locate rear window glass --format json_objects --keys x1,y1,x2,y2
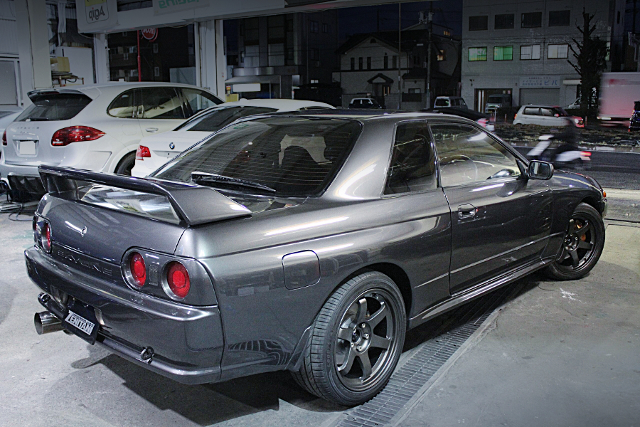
[
  {"x1": 175, "y1": 106, "x2": 278, "y2": 132},
  {"x1": 153, "y1": 117, "x2": 362, "y2": 197},
  {"x1": 17, "y1": 93, "x2": 91, "y2": 121}
]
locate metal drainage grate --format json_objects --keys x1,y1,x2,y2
[{"x1": 332, "y1": 283, "x2": 523, "y2": 427}]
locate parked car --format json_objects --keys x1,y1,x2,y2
[
  {"x1": 434, "y1": 96, "x2": 468, "y2": 109},
  {"x1": 131, "y1": 98, "x2": 334, "y2": 177},
  {"x1": 513, "y1": 105, "x2": 584, "y2": 127},
  {"x1": 1, "y1": 82, "x2": 222, "y2": 200},
  {"x1": 628, "y1": 100, "x2": 640, "y2": 132},
  {"x1": 348, "y1": 97, "x2": 383, "y2": 109},
  {"x1": 425, "y1": 107, "x2": 494, "y2": 131},
  {"x1": 0, "y1": 109, "x2": 22, "y2": 158},
  {"x1": 484, "y1": 93, "x2": 512, "y2": 113},
  {"x1": 28, "y1": 112, "x2": 606, "y2": 407}
]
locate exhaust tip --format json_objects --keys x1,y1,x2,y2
[{"x1": 34, "y1": 311, "x2": 63, "y2": 335}]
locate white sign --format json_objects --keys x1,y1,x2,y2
[
  {"x1": 519, "y1": 76, "x2": 561, "y2": 88},
  {"x1": 153, "y1": 0, "x2": 210, "y2": 16},
  {"x1": 76, "y1": 0, "x2": 118, "y2": 33}
]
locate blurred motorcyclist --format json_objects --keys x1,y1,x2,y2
[{"x1": 552, "y1": 118, "x2": 578, "y2": 161}]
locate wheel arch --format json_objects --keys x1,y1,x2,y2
[
  {"x1": 114, "y1": 150, "x2": 137, "y2": 174},
  {"x1": 580, "y1": 195, "x2": 605, "y2": 215}
]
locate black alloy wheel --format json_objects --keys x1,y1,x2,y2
[
  {"x1": 292, "y1": 272, "x2": 406, "y2": 406},
  {"x1": 545, "y1": 202, "x2": 605, "y2": 280}
]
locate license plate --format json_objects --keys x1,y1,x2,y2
[
  {"x1": 19, "y1": 140, "x2": 37, "y2": 155},
  {"x1": 65, "y1": 311, "x2": 96, "y2": 335}
]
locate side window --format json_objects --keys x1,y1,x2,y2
[
  {"x1": 139, "y1": 87, "x2": 185, "y2": 119},
  {"x1": 523, "y1": 107, "x2": 539, "y2": 115},
  {"x1": 540, "y1": 107, "x2": 554, "y2": 116},
  {"x1": 107, "y1": 90, "x2": 135, "y2": 118},
  {"x1": 181, "y1": 88, "x2": 222, "y2": 117},
  {"x1": 384, "y1": 122, "x2": 436, "y2": 194},
  {"x1": 431, "y1": 123, "x2": 521, "y2": 187}
]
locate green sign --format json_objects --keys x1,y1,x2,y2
[{"x1": 154, "y1": 0, "x2": 210, "y2": 15}]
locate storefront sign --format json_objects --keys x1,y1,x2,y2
[
  {"x1": 519, "y1": 76, "x2": 561, "y2": 88},
  {"x1": 141, "y1": 28, "x2": 158, "y2": 41},
  {"x1": 76, "y1": 0, "x2": 118, "y2": 33},
  {"x1": 153, "y1": 0, "x2": 210, "y2": 16}
]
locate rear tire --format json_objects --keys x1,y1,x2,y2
[
  {"x1": 545, "y1": 202, "x2": 605, "y2": 280},
  {"x1": 292, "y1": 272, "x2": 406, "y2": 406},
  {"x1": 115, "y1": 152, "x2": 136, "y2": 176}
]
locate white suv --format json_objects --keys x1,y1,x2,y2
[{"x1": 1, "y1": 82, "x2": 222, "y2": 199}]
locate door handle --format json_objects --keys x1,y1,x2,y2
[
  {"x1": 145, "y1": 127, "x2": 159, "y2": 133},
  {"x1": 457, "y1": 204, "x2": 477, "y2": 219}
]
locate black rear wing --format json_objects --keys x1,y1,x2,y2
[{"x1": 39, "y1": 166, "x2": 252, "y2": 226}]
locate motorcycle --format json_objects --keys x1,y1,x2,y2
[{"x1": 527, "y1": 134, "x2": 591, "y2": 171}]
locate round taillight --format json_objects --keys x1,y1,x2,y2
[
  {"x1": 166, "y1": 262, "x2": 190, "y2": 299},
  {"x1": 41, "y1": 223, "x2": 52, "y2": 253},
  {"x1": 129, "y1": 252, "x2": 146, "y2": 288}
]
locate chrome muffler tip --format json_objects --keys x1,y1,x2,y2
[{"x1": 34, "y1": 311, "x2": 63, "y2": 335}]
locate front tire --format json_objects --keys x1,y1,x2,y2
[
  {"x1": 292, "y1": 272, "x2": 406, "y2": 406},
  {"x1": 545, "y1": 202, "x2": 605, "y2": 280}
]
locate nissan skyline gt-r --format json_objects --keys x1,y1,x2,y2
[{"x1": 26, "y1": 112, "x2": 606, "y2": 406}]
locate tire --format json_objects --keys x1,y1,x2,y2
[
  {"x1": 545, "y1": 202, "x2": 605, "y2": 280},
  {"x1": 115, "y1": 152, "x2": 136, "y2": 176},
  {"x1": 292, "y1": 272, "x2": 406, "y2": 406}
]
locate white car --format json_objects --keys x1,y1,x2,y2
[
  {"x1": 513, "y1": 105, "x2": 584, "y2": 127},
  {"x1": 1, "y1": 82, "x2": 222, "y2": 199},
  {"x1": 131, "y1": 98, "x2": 335, "y2": 177}
]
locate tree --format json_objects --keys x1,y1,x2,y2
[{"x1": 568, "y1": 9, "x2": 608, "y2": 121}]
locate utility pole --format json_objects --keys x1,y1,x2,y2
[
  {"x1": 398, "y1": 3, "x2": 402, "y2": 110},
  {"x1": 426, "y1": 3, "x2": 433, "y2": 109}
]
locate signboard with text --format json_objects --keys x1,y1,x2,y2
[
  {"x1": 76, "y1": 0, "x2": 118, "y2": 33},
  {"x1": 153, "y1": 0, "x2": 210, "y2": 16},
  {"x1": 519, "y1": 76, "x2": 561, "y2": 88}
]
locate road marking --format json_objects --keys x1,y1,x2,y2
[{"x1": 605, "y1": 189, "x2": 640, "y2": 200}]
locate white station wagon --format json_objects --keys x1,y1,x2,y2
[{"x1": 1, "y1": 82, "x2": 222, "y2": 200}]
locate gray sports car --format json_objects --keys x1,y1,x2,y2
[{"x1": 27, "y1": 112, "x2": 606, "y2": 406}]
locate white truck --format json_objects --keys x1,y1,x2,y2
[{"x1": 598, "y1": 72, "x2": 640, "y2": 126}]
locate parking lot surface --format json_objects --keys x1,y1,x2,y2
[{"x1": 0, "y1": 189, "x2": 638, "y2": 427}]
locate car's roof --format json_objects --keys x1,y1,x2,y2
[
  {"x1": 519, "y1": 104, "x2": 563, "y2": 108},
  {"x1": 223, "y1": 98, "x2": 335, "y2": 110},
  {"x1": 255, "y1": 110, "x2": 476, "y2": 124},
  {"x1": 27, "y1": 82, "x2": 215, "y2": 99}
]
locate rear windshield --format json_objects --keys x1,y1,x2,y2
[
  {"x1": 487, "y1": 95, "x2": 504, "y2": 103},
  {"x1": 153, "y1": 117, "x2": 362, "y2": 197},
  {"x1": 175, "y1": 106, "x2": 278, "y2": 132},
  {"x1": 17, "y1": 93, "x2": 92, "y2": 121}
]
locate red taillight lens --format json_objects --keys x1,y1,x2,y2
[
  {"x1": 51, "y1": 126, "x2": 105, "y2": 146},
  {"x1": 2, "y1": 129, "x2": 6, "y2": 146},
  {"x1": 166, "y1": 262, "x2": 190, "y2": 299},
  {"x1": 41, "y1": 223, "x2": 52, "y2": 253},
  {"x1": 129, "y1": 252, "x2": 146, "y2": 288},
  {"x1": 581, "y1": 151, "x2": 592, "y2": 157},
  {"x1": 136, "y1": 145, "x2": 151, "y2": 160}
]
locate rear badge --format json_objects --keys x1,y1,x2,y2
[{"x1": 169, "y1": 142, "x2": 175, "y2": 149}]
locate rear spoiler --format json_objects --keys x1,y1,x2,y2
[{"x1": 39, "y1": 166, "x2": 252, "y2": 227}]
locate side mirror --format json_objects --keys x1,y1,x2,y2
[{"x1": 528, "y1": 160, "x2": 554, "y2": 180}]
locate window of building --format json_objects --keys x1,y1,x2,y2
[
  {"x1": 468, "y1": 47, "x2": 487, "y2": 61},
  {"x1": 322, "y1": 23, "x2": 329, "y2": 33},
  {"x1": 268, "y1": 15, "x2": 286, "y2": 42},
  {"x1": 392, "y1": 55, "x2": 398, "y2": 69},
  {"x1": 268, "y1": 43, "x2": 285, "y2": 66},
  {"x1": 549, "y1": 10, "x2": 570, "y2": 27},
  {"x1": 153, "y1": 43, "x2": 158, "y2": 54},
  {"x1": 493, "y1": 46, "x2": 513, "y2": 61},
  {"x1": 244, "y1": 45, "x2": 260, "y2": 67},
  {"x1": 384, "y1": 54, "x2": 388, "y2": 69},
  {"x1": 244, "y1": 17, "x2": 260, "y2": 45},
  {"x1": 548, "y1": 44, "x2": 569, "y2": 59},
  {"x1": 494, "y1": 14, "x2": 514, "y2": 29},
  {"x1": 310, "y1": 48, "x2": 319, "y2": 61},
  {"x1": 359, "y1": 57, "x2": 363, "y2": 70},
  {"x1": 350, "y1": 57, "x2": 355, "y2": 70},
  {"x1": 437, "y1": 49, "x2": 446, "y2": 61},
  {"x1": 520, "y1": 45, "x2": 541, "y2": 60},
  {"x1": 469, "y1": 15, "x2": 488, "y2": 31},
  {"x1": 310, "y1": 20, "x2": 319, "y2": 33},
  {"x1": 521, "y1": 12, "x2": 542, "y2": 28},
  {"x1": 367, "y1": 57, "x2": 371, "y2": 69}
]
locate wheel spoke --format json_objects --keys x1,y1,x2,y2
[
  {"x1": 369, "y1": 333, "x2": 391, "y2": 349},
  {"x1": 367, "y1": 303, "x2": 388, "y2": 328},
  {"x1": 575, "y1": 220, "x2": 590, "y2": 237},
  {"x1": 578, "y1": 240, "x2": 592, "y2": 250},
  {"x1": 358, "y1": 352, "x2": 372, "y2": 379},
  {"x1": 355, "y1": 297, "x2": 368, "y2": 323},
  {"x1": 337, "y1": 326, "x2": 353, "y2": 342},
  {"x1": 338, "y1": 347, "x2": 357, "y2": 374},
  {"x1": 569, "y1": 249, "x2": 580, "y2": 267},
  {"x1": 567, "y1": 219, "x2": 576, "y2": 235}
]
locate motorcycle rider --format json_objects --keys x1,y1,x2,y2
[{"x1": 552, "y1": 117, "x2": 579, "y2": 161}]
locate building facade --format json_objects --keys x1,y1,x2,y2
[{"x1": 461, "y1": 0, "x2": 623, "y2": 112}]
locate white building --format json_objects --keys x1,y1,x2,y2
[{"x1": 461, "y1": 0, "x2": 624, "y2": 112}]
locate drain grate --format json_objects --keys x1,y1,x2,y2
[{"x1": 332, "y1": 283, "x2": 525, "y2": 427}]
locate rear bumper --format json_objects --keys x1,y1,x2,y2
[{"x1": 25, "y1": 246, "x2": 224, "y2": 384}]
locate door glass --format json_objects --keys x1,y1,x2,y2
[
  {"x1": 431, "y1": 123, "x2": 521, "y2": 187},
  {"x1": 107, "y1": 90, "x2": 135, "y2": 118},
  {"x1": 385, "y1": 122, "x2": 436, "y2": 194},
  {"x1": 181, "y1": 88, "x2": 223, "y2": 117},
  {"x1": 139, "y1": 87, "x2": 185, "y2": 119}
]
